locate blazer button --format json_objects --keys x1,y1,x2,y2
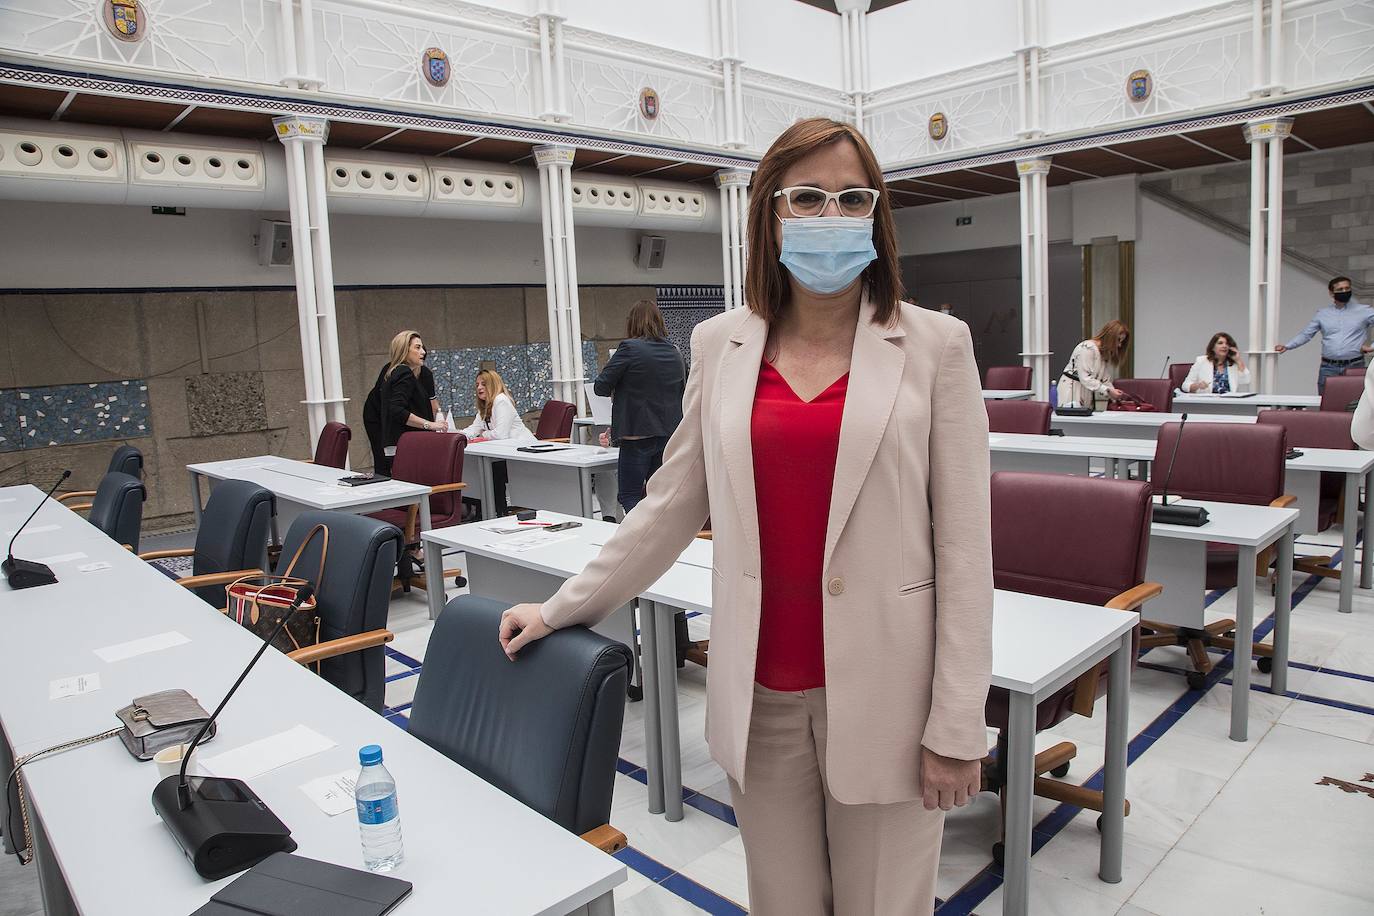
[{"x1": 827, "y1": 577, "x2": 844, "y2": 596}]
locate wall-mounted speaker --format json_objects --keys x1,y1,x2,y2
[
  {"x1": 637, "y1": 235, "x2": 666, "y2": 270},
  {"x1": 257, "y1": 219, "x2": 293, "y2": 266}
]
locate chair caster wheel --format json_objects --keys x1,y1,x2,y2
[
  {"x1": 1186, "y1": 671, "x2": 1207, "y2": 690},
  {"x1": 1257, "y1": 656, "x2": 1273, "y2": 673},
  {"x1": 453, "y1": 576, "x2": 467, "y2": 588},
  {"x1": 991, "y1": 842, "x2": 1004, "y2": 867},
  {"x1": 1096, "y1": 815, "x2": 1103, "y2": 833},
  {"x1": 1051, "y1": 762, "x2": 1070, "y2": 778},
  {"x1": 627, "y1": 684, "x2": 643, "y2": 702}
]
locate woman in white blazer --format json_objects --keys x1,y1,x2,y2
[
  {"x1": 460, "y1": 369, "x2": 533, "y2": 514},
  {"x1": 1181, "y1": 332, "x2": 1251, "y2": 394}
]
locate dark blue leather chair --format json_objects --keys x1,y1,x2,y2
[
  {"x1": 139, "y1": 480, "x2": 274, "y2": 609},
  {"x1": 408, "y1": 595, "x2": 631, "y2": 852},
  {"x1": 108, "y1": 444, "x2": 144, "y2": 478},
  {"x1": 78, "y1": 471, "x2": 145, "y2": 551},
  {"x1": 274, "y1": 511, "x2": 403, "y2": 714}
]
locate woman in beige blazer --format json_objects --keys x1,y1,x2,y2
[{"x1": 499, "y1": 118, "x2": 992, "y2": 914}]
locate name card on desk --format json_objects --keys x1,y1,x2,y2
[
  {"x1": 94, "y1": 631, "x2": 190, "y2": 663},
  {"x1": 50, "y1": 672, "x2": 101, "y2": 700}
]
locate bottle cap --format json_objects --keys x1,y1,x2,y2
[{"x1": 359, "y1": 744, "x2": 383, "y2": 766}]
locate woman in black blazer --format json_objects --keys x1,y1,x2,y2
[
  {"x1": 362, "y1": 330, "x2": 441, "y2": 474},
  {"x1": 594, "y1": 300, "x2": 686, "y2": 513}
]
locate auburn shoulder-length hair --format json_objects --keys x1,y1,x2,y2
[
  {"x1": 474, "y1": 368, "x2": 512, "y2": 423},
  {"x1": 1205, "y1": 331, "x2": 1238, "y2": 367},
  {"x1": 745, "y1": 118, "x2": 904, "y2": 326},
  {"x1": 1093, "y1": 319, "x2": 1131, "y2": 366},
  {"x1": 626, "y1": 299, "x2": 668, "y2": 340}
]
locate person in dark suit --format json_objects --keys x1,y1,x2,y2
[
  {"x1": 362, "y1": 330, "x2": 441, "y2": 474},
  {"x1": 594, "y1": 300, "x2": 686, "y2": 513}
]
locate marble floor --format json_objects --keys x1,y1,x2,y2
[{"x1": 6, "y1": 525, "x2": 1372, "y2": 915}]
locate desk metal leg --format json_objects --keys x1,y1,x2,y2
[
  {"x1": 480, "y1": 458, "x2": 496, "y2": 520},
  {"x1": 1341, "y1": 474, "x2": 1358, "y2": 613},
  {"x1": 1003, "y1": 690, "x2": 1035, "y2": 916},
  {"x1": 1100, "y1": 632, "x2": 1130, "y2": 884},
  {"x1": 1362, "y1": 469, "x2": 1373, "y2": 592},
  {"x1": 188, "y1": 470, "x2": 203, "y2": 527},
  {"x1": 424, "y1": 537, "x2": 445, "y2": 620},
  {"x1": 651, "y1": 600, "x2": 684, "y2": 822},
  {"x1": 418, "y1": 496, "x2": 432, "y2": 536},
  {"x1": 1231, "y1": 545, "x2": 1257, "y2": 741},
  {"x1": 583, "y1": 890, "x2": 616, "y2": 916},
  {"x1": 579, "y1": 469, "x2": 594, "y2": 519},
  {"x1": 1272, "y1": 525, "x2": 1293, "y2": 696},
  {"x1": 639, "y1": 600, "x2": 665, "y2": 816}
]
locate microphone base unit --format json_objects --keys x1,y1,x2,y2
[
  {"x1": 152, "y1": 774, "x2": 296, "y2": 880},
  {"x1": 1152, "y1": 503, "x2": 1210, "y2": 527},
  {"x1": 2, "y1": 556, "x2": 58, "y2": 589}
]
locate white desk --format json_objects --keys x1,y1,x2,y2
[
  {"x1": 983, "y1": 389, "x2": 1034, "y2": 400},
  {"x1": 423, "y1": 513, "x2": 1134, "y2": 916},
  {"x1": 186, "y1": 456, "x2": 433, "y2": 553},
  {"x1": 0, "y1": 487, "x2": 623, "y2": 916},
  {"x1": 1172, "y1": 392, "x2": 1321, "y2": 414},
  {"x1": 989, "y1": 433, "x2": 1149, "y2": 479},
  {"x1": 1051, "y1": 411, "x2": 1256, "y2": 439},
  {"x1": 572, "y1": 417, "x2": 605, "y2": 445},
  {"x1": 463, "y1": 441, "x2": 618, "y2": 520}
]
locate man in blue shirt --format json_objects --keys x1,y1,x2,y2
[{"x1": 1275, "y1": 276, "x2": 1372, "y2": 393}]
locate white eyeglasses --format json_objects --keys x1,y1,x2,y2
[{"x1": 772, "y1": 185, "x2": 879, "y2": 219}]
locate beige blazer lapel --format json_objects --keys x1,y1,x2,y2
[
  {"x1": 718, "y1": 309, "x2": 767, "y2": 566},
  {"x1": 823, "y1": 297, "x2": 906, "y2": 570}
]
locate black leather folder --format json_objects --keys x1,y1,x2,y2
[{"x1": 191, "y1": 852, "x2": 412, "y2": 916}]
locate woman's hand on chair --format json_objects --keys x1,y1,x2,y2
[
  {"x1": 599, "y1": 431, "x2": 611, "y2": 448},
  {"x1": 498, "y1": 603, "x2": 552, "y2": 660},
  {"x1": 919, "y1": 747, "x2": 981, "y2": 811}
]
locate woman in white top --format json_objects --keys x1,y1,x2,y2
[
  {"x1": 1181, "y1": 331, "x2": 1251, "y2": 394},
  {"x1": 1056, "y1": 320, "x2": 1130, "y2": 408},
  {"x1": 461, "y1": 369, "x2": 533, "y2": 516}
]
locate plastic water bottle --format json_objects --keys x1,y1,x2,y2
[{"x1": 355, "y1": 744, "x2": 404, "y2": 872}]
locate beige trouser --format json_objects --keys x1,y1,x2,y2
[{"x1": 728, "y1": 683, "x2": 945, "y2": 916}]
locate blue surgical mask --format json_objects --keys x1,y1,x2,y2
[{"x1": 778, "y1": 216, "x2": 876, "y2": 294}]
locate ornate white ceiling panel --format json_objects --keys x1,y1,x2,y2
[
  {"x1": 1283, "y1": 0, "x2": 1374, "y2": 88},
  {"x1": 866, "y1": 79, "x2": 1018, "y2": 165},
  {"x1": 565, "y1": 52, "x2": 721, "y2": 146}
]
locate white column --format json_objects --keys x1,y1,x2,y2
[
  {"x1": 535, "y1": 0, "x2": 568, "y2": 121},
  {"x1": 1017, "y1": 157, "x2": 1053, "y2": 400},
  {"x1": 718, "y1": 0, "x2": 744, "y2": 149},
  {"x1": 837, "y1": 1, "x2": 872, "y2": 129},
  {"x1": 1244, "y1": 118, "x2": 1293, "y2": 394},
  {"x1": 715, "y1": 169, "x2": 752, "y2": 310},
  {"x1": 303, "y1": 140, "x2": 346, "y2": 425},
  {"x1": 535, "y1": 144, "x2": 583, "y2": 406}
]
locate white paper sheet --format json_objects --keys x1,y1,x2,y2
[
  {"x1": 1, "y1": 524, "x2": 60, "y2": 539},
  {"x1": 200, "y1": 724, "x2": 336, "y2": 780},
  {"x1": 93, "y1": 631, "x2": 190, "y2": 663},
  {"x1": 33, "y1": 552, "x2": 87, "y2": 565},
  {"x1": 299, "y1": 769, "x2": 358, "y2": 817},
  {"x1": 484, "y1": 530, "x2": 578, "y2": 553},
  {"x1": 583, "y1": 382, "x2": 613, "y2": 426},
  {"x1": 49, "y1": 673, "x2": 101, "y2": 700}
]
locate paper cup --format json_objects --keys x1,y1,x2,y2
[{"x1": 154, "y1": 744, "x2": 191, "y2": 781}]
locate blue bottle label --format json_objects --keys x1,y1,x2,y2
[{"x1": 357, "y1": 792, "x2": 398, "y2": 825}]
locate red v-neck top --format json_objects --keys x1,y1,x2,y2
[{"x1": 750, "y1": 360, "x2": 849, "y2": 692}]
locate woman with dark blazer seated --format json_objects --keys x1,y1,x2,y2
[
  {"x1": 497, "y1": 118, "x2": 992, "y2": 913},
  {"x1": 594, "y1": 300, "x2": 686, "y2": 514},
  {"x1": 362, "y1": 330, "x2": 441, "y2": 474}
]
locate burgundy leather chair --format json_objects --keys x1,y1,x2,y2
[
  {"x1": 535, "y1": 400, "x2": 576, "y2": 441},
  {"x1": 311, "y1": 421, "x2": 352, "y2": 468},
  {"x1": 1141, "y1": 422, "x2": 1291, "y2": 686},
  {"x1": 1168, "y1": 363, "x2": 1192, "y2": 393},
  {"x1": 985, "y1": 471, "x2": 1158, "y2": 861},
  {"x1": 1257, "y1": 409, "x2": 1355, "y2": 581},
  {"x1": 985, "y1": 399, "x2": 1052, "y2": 435},
  {"x1": 1320, "y1": 375, "x2": 1364, "y2": 411},
  {"x1": 1114, "y1": 378, "x2": 1173, "y2": 412},
  {"x1": 369, "y1": 431, "x2": 468, "y2": 592},
  {"x1": 984, "y1": 365, "x2": 1032, "y2": 390},
  {"x1": 1342, "y1": 366, "x2": 1367, "y2": 377}
]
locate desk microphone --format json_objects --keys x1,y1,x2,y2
[
  {"x1": 151, "y1": 584, "x2": 314, "y2": 879},
  {"x1": 1152, "y1": 414, "x2": 1209, "y2": 526},
  {"x1": 1159, "y1": 355, "x2": 1172, "y2": 379},
  {"x1": 3, "y1": 469, "x2": 71, "y2": 590}
]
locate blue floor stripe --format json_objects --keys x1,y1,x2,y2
[
  {"x1": 384, "y1": 669, "x2": 420, "y2": 683},
  {"x1": 383, "y1": 646, "x2": 424, "y2": 670},
  {"x1": 614, "y1": 846, "x2": 748, "y2": 915},
  {"x1": 1221, "y1": 679, "x2": 1374, "y2": 717}
]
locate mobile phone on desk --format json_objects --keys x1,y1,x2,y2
[{"x1": 545, "y1": 521, "x2": 582, "y2": 532}]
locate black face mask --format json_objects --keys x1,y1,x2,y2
[{"x1": 1334, "y1": 290, "x2": 1353, "y2": 303}]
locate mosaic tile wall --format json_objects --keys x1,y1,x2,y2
[
  {"x1": 0, "y1": 380, "x2": 151, "y2": 453},
  {"x1": 426, "y1": 341, "x2": 600, "y2": 417},
  {"x1": 657, "y1": 285, "x2": 726, "y2": 368}
]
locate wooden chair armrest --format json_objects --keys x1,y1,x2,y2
[
  {"x1": 543, "y1": 437, "x2": 571, "y2": 443},
  {"x1": 301, "y1": 458, "x2": 315, "y2": 464},
  {"x1": 288, "y1": 629, "x2": 394, "y2": 666},
  {"x1": 579, "y1": 824, "x2": 627, "y2": 854},
  {"x1": 1104, "y1": 582, "x2": 1163, "y2": 612},
  {"x1": 1270, "y1": 494, "x2": 1297, "y2": 509},
  {"x1": 138, "y1": 548, "x2": 195, "y2": 561},
  {"x1": 404, "y1": 504, "x2": 419, "y2": 542},
  {"x1": 1070, "y1": 661, "x2": 1106, "y2": 718},
  {"x1": 696, "y1": 530, "x2": 713, "y2": 540},
  {"x1": 56, "y1": 491, "x2": 97, "y2": 503},
  {"x1": 428, "y1": 482, "x2": 468, "y2": 494},
  {"x1": 177, "y1": 568, "x2": 263, "y2": 589}
]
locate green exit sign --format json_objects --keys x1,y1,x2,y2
[{"x1": 955, "y1": 216, "x2": 973, "y2": 226}]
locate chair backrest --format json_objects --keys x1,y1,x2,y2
[
  {"x1": 1114, "y1": 378, "x2": 1173, "y2": 412},
  {"x1": 87, "y1": 471, "x2": 145, "y2": 550},
  {"x1": 535, "y1": 400, "x2": 576, "y2": 440},
  {"x1": 984, "y1": 365, "x2": 1032, "y2": 390},
  {"x1": 107, "y1": 444, "x2": 143, "y2": 479},
  {"x1": 985, "y1": 399, "x2": 1052, "y2": 435},
  {"x1": 274, "y1": 511, "x2": 402, "y2": 712},
  {"x1": 409, "y1": 595, "x2": 632, "y2": 836},
  {"x1": 191, "y1": 480, "x2": 274, "y2": 608},
  {"x1": 1343, "y1": 366, "x2": 1367, "y2": 377},
  {"x1": 313, "y1": 422, "x2": 352, "y2": 469},
  {"x1": 1320, "y1": 375, "x2": 1364, "y2": 412},
  {"x1": 389, "y1": 432, "x2": 467, "y2": 526},
  {"x1": 1257, "y1": 409, "x2": 1353, "y2": 520},
  {"x1": 1168, "y1": 363, "x2": 1192, "y2": 393},
  {"x1": 1152, "y1": 421, "x2": 1286, "y2": 506}
]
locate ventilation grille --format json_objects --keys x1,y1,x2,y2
[
  {"x1": 430, "y1": 166, "x2": 523, "y2": 207},
  {"x1": 129, "y1": 141, "x2": 264, "y2": 191},
  {"x1": 570, "y1": 178, "x2": 638, "y2": 214},
  {"x1": 326, "y1": 156, "x2": 428, "y2": 201},
  {"x1": 639, "y1": 186, "x2": 705, "y2": 220},
  {"x1": 0, "y1": 129, "x2": 125, "y2": 183}
]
